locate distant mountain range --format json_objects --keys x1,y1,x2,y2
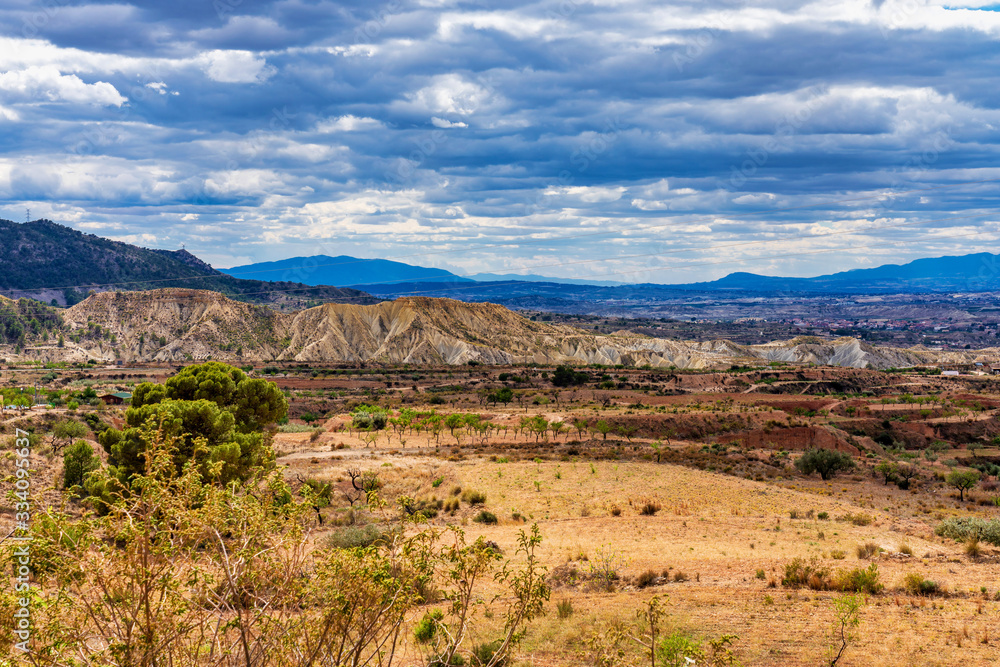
[
  {"x1": 221, "y1": 256, "x2": 622, "y2": 287},
  {"x1": 679, "y1": 252, "x2": 1000, "y2": 293},
  {"x1": 0, "y1": 220, "x2": 376, "y2": 308},
  {"x1": 220, "y1": 255, "x2": 466, "y2": 286},
  {"x1": 224, "y1": 251, "x2": 1000, "y2": 294},
  {"x1": 3, "y1": 220, "x2": 998, "y2": 320}
]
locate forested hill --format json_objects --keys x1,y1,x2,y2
[{"x1": 0, "y1": 219, "x2": 378, "y2": 308}]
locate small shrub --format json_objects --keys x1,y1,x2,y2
[
  {"x1": 462, "y1": 489, "x2": 487, "y2": 505},
  {"x1": 965, "y1": 536, "x2": 982, "y2": 559},
  {"x1": 817, "y1": 511, "x2": 830, "y2": 520},
  {"x1": 414, "y1": 610, "x2": 443, "y2": 643},
  {"x1": 473, "y1": 510, "x2": 498, "y2": 525},
  {"x1": 856, "y1": 542, "x2": 879, "y2": 560},
  {"x1": 672, "y1": 571, "x2": 689, "y2": 583},
  {"x1": 609, "y1": 505, "x2": 622, "y2": 517},
  {"x1": 781, "y1": 558, "x2": 829, "y2": 589},
  {"x1": 755, "y1": 568, "x2": 766, "y2": 580},
  {"x1": 656, "y1": 631, "x2": 704, "y2": 667},
  {"x1": 834, "y1": 564, "x2": 884, "y2": 594},
  {"x1": 636, "y1": 569, "x2": 658, "y2": 588},
  {"x1": 830, "y1": 549, "x2": 847, "y2": 560},
  {"x1": 325, "y1": 523, "x2": 397, "y2": 550},
  {"x1": 639, "y1": 500, "x2": 661, "y2": 516},
  {"x1": 589, "y1": 546, "x2": 626, "y2": 591},
  {"x1": 903, "y1": 573, "x2": 939, "y2": 596},
  {"x1": 556, "y1": 598, "x2": 574, "y2": 619},
  {"x1": 840, "y1": 512, "x2": 873, "y2": 527},
  {"x1": 470, "y1": 640, "x2": 506, "y2": 667},
  {"x1": 428, "y1": 653, "x2": 465, "y2": 667},
  {"x1": 432, "y1": 476, "x2": 444, "y2": 488},
  {"x1": 898, "y1": 542, "x2": 913, "y2": 556}
]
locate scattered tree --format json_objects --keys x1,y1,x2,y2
[
  {"x1": 946, "y1": 469, "x2": 980, "y2": 502},
  {"x1": 795, "y1": 448, "x2": 856, "y2": 481},
  {"x1": 873, "y1": 460, "x2": 898, "y2": 485},
  {"x1": 63, "y1": 439, "x2": 99, "y2": 492}
]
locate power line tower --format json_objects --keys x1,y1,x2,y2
[{"x1": 25, "y1": 208, "x2": 30, "y2": 223}]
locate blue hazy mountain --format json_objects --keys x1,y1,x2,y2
[
  {"x1": 220, "y1": 256, "x2": 622, "y2": 287},
  {"x1": 224, "y1": 251, "x2": 1000, "y2": 293},
  {"x1": 351, "y1": 251, "x2": 1000, "y2": 300},
  {"x1": 681, "y1": 252, "x2": 1000, "y2": 292},
  {"x1": 220, "y1": 255, "x2": 471, "y2": 286}
]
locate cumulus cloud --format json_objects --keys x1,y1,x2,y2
[
  {"x1": 0, "y1": 65, "x2": 125, "y2": 106},
  {"x1": 430, "y1": 117, "x2": 467, "y2": 128},
  {"x1": 405, "y1": 74, "x2": 497, "y2": 116},
  {"x1": 197, "y1": 50, "x2": 276, "y2": 83},
  {"x1": 315, "y1": 115, "x2": 384, "y2": 132}
]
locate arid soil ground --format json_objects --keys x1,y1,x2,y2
[{"x1": 3, "y1": 361, "x2": 1000, "y2": 665}]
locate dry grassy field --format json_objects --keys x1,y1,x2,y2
[{"x1": 3, "y1": 361, "x2": 1000, "y2": 665}]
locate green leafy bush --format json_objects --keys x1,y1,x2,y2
[
  {"x1": 351, "y1": 404, "x2": 389, "y2": 430},
  {"x1": 473, "y1": 510, "x2": 498, "y2": 525},
  {"x1": 413, "y1": 610, "x2": 443, "y2": 643},
  {"x1": 903, "y1": 573, "x2": 939, "y2": 596},
  {"x1": 935, "y1": 517, "x2": 1000, "y2": 546},
  {"x1": 657, "y1": 631, "x2": 704, "y2": 667},
  {"x1": 470, "y1": 640, "x2": 507, "y2": 667},
  {"x1": 833, "y1": 564, "x2": 884, "y2": 594},
  {"x1": 462, "y1": 489, "x2": 487, "y2": 505}
]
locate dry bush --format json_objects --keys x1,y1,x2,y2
[
  {"x1": 782, "y1": 559, "x2": 883, "y2": 594},
  {"x1": 856, "y1": 542, "x2": 879, "y2": 559},
  {"x1": 840, "y1": 512, "x2": 874, "y2": 527},
  {"x1": 636, "y1": 569, "x2": 659, "y2": 589},
  {"x1": 639, "y1": 499, "x2": 662, "y2": 516},
  {"x1": 965, "y1": 536, "x2": 982, "y2": 558},
  {"x1": 461, "y1": 489, "x2": 487, "y2": 505}
]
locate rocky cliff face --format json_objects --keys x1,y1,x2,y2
[{"x1": 5, "y1": 289, "x2": 997, "y2": 369}]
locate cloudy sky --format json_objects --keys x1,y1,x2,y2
[{"x1": 1, "y1": 0, "x2": 999, "y2": 284}]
